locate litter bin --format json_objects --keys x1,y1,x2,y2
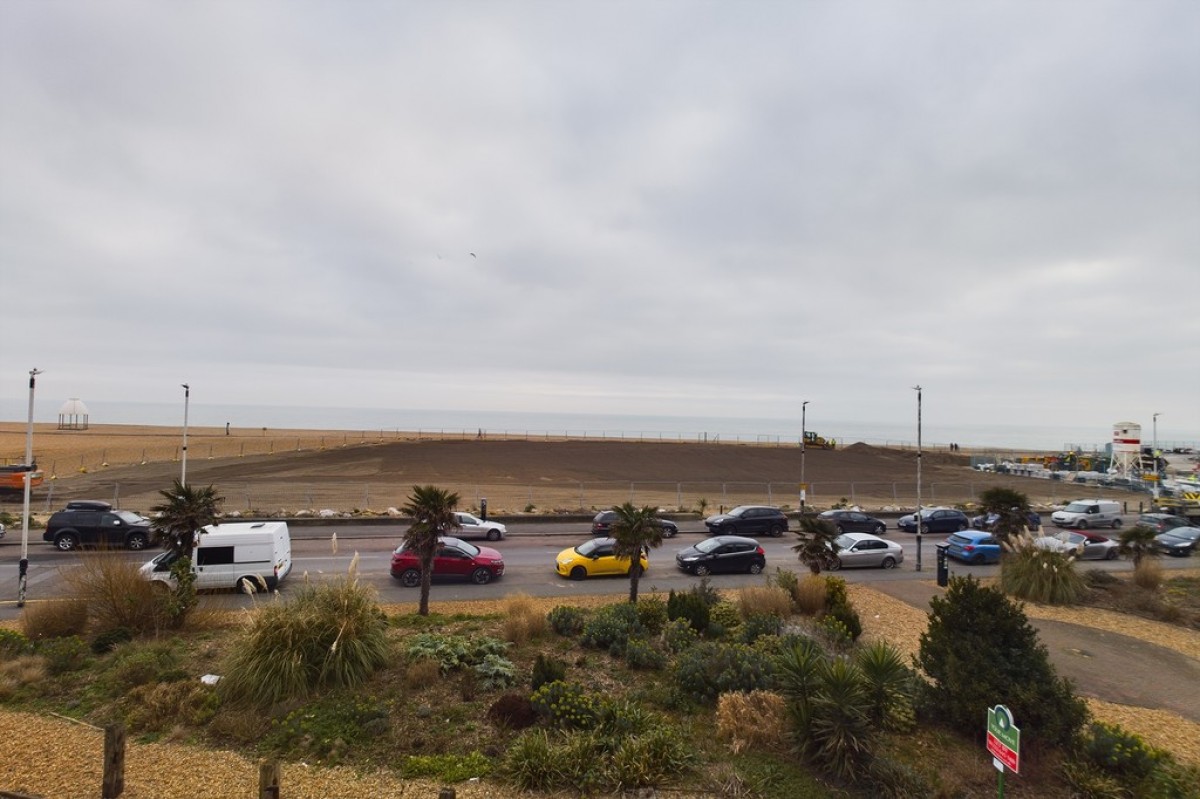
[{"x1": 935, "y1": 543, "x2": 949, "y2": 588}]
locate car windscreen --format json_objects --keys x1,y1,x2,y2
[
  {"x1": 694, "y1": 538, "x2": 724, "y2": 554},
  {"x1": 728, "y1": 506, "x2": 750, "y2": 517},
  {"x1": 576, "y1": 539, "x2": 601, "y2": 556},
  {"x1": 115, "y1": 511, "x2": 147, "y2": 524},
  {"x1": 456, "y1": 540, "x2": 481, "y2": 557},
  {"x1": 1063, "y1": 502, "x2": 1093, "y2": 512},
  {"x1": 834, "y1": 535, "x2": 856, "y2": 550},
  {"x1": 948, "y1": 534, "x2": 971, "y2": 545}
]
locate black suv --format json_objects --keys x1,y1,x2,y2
[
  {"x1": 591, "y1": 510, "x2": 679, "y2": 538},
  {"x1": 704, "y1": 505, "x2": 789, "y2": 537},
  {"x1": 43, "y1": 501, "x2": 154, "y2": 551}
]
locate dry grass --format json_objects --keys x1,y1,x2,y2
[
  {"x1": 404, "y1": 658, "x2": 441, "y2": 690},
  {"x1": 500, "y1": 592, "x2": 548, "y2": 643},
  {"x1": 0, "y1": 656, "x2": 47, "y2": 701},
  {"x1": 794, "y1": 575, "x2": 828, "y2": 615},
  {"x1": 735, "y1": 585, "x2": 794, "y2": 620},
  {"x1": 61, "y1": 552, "x2": 170, "y2": 634},
  {"x1": 716, "y1": 690, "x2": 789, "y2": 754},
  {"x1": 1133, "y1": 559, "x2": 1163, "y2": 590},
  {"x1": 20, "y1": 599, "x2": 89, "y2": 640}
]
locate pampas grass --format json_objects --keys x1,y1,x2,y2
[{"x1": 1000, "y1": 533, "x2": 1086, "y2": 605}]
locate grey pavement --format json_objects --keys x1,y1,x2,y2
[{"x1": 871, "y1": 579, "x2": 1200, "y2": 723}]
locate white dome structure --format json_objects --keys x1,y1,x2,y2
[{"x1": 58, "y1": 398, "x2": 90, "y2": 430}]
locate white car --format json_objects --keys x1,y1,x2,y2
[
  {"x1": 453, "y1": 512, "x2": 506, "y2": 541},
  {"x1": 1033, "y1": 531, "x2": 1120, "y2": 560},
  {"x1": 830, "y1": 532, "x2": 904, "y2": 570}
]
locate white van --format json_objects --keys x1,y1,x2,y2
[
  {"x1": 141, "y1": 521, "x2": 293, "y2": 592},
  {"x1": 1050, "y1": 500, "x2": 1123, "y2": 530}
]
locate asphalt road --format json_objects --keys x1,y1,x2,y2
[{"x1": 0, "y1": 516, "x2": 1192, "y2": 621}]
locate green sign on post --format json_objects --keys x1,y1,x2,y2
[{"x1": 986, "y1": 704, "x2": 1020, "y2": 797}]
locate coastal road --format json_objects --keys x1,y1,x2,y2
[{"x1": 0, "y1": 518, "x2": 1192, "y2": 620}]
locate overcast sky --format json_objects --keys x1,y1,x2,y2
[{"x1": 2, "y1": 1, "x2": 1197, "y2": 439}]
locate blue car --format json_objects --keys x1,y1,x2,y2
[{"x1": 944, "y1": 531, "x2": 1001, "y2": 564}]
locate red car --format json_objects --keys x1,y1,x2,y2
[{"x1": 390, "y1": 536, "x2": 505, "y2": 586}]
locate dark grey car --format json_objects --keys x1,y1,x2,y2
[
  {"x1": 676, "y1": 535, "x2": 766, "y2": 575},
  {"x1": 819, "y1": 509, "x2": 887, "y2": 535},
  {"x1": 43, "y1": 504, "x2": 154, "y2": 551},
  {"x1": 704, "y1": 506, "x2": 788, "y2": 537}
]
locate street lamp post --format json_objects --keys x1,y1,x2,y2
[
  {"x1": 800, "y1": 401, "x2": 809, "y2": 515},
  {"x1": 913, "y1": 385, "x2": 923, "y2": 572},
  {"x1": 1152, "y1": 412, "x2": 1161, "y2": 496},
  {"x1": 17, "y1": 368, "x2": 42, "y2": 607},
  {"x1": 181, "y1": 383, "x2": 190, "y2": 487}
]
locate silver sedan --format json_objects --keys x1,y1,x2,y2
[{"x1": 831, "y1": 532, "x2": 904, "y2": 570}]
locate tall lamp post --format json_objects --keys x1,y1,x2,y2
[
  {"x1": 1152, "y1": 412, "x2": 1161, "y2": 496},
  {"x1": 181, "y1": 383, "x2": 190, "y2": 487},
  {"x1": 913, "y1": 385, "x2": 923, "y2": 572},
  {"x1": 17, "y1": 368, "x2": 42, "y2": 608},
  {"x1": 800, "y1": 401, "x2": 809, "y2": 514}
]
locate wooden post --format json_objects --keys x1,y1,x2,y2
[
  {"x1": 102, "y1": 723, "x2": 125, "y2": 798},
  {"x1": 258, "y1": 760, "x2": 281, "y2": 799},
  {"x1": 438, "y1": 789, "x2": 456, "y2": 799}
]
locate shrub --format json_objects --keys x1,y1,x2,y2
[
  {"x1": 122, "y1": 680, "x2": 217, "y2": 732},
  {"x1": 501, "y1": 593, "x2": 546, "y2": 644},
  {"x1": 736, "y1": 586, "x2": 793, "y2": 620},
  {"x1": 263, "y1": 695, "x2": 390, "y2": 764},
  {"x1": 580, "y1": 603, "x2": 642, "y2": 651},
  {"x1": 769, "y1": 567, "x2": 800, "y2": 605},
  {"x1": 106, "y1": 640, "x2": 187, "y2": 691},
  {"x1": 823, "y1": 601, "x2": 862, "y2": 641},
  {"x1": 401, "y1": 751, "x2": 492, "y2": 783},
  {"x1": 716, "y1": 690, "x2": 788, "y2": 753},
  {"x1": 474, "y1": 653, "x2": 518, "y2": 690},
  {"x1": 1133, "y1": 559, "x2": 1163, "y2": 590},
  {"x1": 635, "y1": 595, "x2": 668, "y2": 634},
  {"x1": 918, "y1": 576, "x2": 1087, "y2": 751},
  {"x1": 709, "y1": 601, "x2": 741, "y2": 631},
  {"x1": 623, "y1": 637, "x2": 666, "y2": 670},
  {"x1": 404, "y1": 658, "x2": 441, "y2": 689},
  {"x1": 794, "y1": 575, "x2": 827, "y2": 615},
  {"x1": 803, "y1": 658, "x2": 874, "y2": 782},
  {"x1": 219, "y1": 577, "x2": 390, "y2": 706},
  {"x1": 855, "y1": 640, "x2": 916, "y2": 731},
  {"x1": 0, "y1": 628, "x2": 32, "y2": 658},
  {"x1": 596, "y1": 697, "x2": 656, "y2": 737},
  {"x1": 404, "y1": 632, "x2": 508, "y2": 673},
  {"x1": 502, "y1": 724, "x2": 694, "y2": 792},
  {"x1": 21, "y1": 599, "x2": 88, "y2": 640},
  {"x1": 35, "y1": 635, "x2": 89, "y2": 675},
  {"x1": 866, "y1": 755, "x2": 935, "y2": 798},
  {"x1": 487, "y1": 693, "x2": 538, "y2": 729},
  {"x1": 673, "y1": 642, "x2": 774, "y2": 704},
  {"x1": 774, "y1": 636, "x2": 826, "y2": 706},
  {"x1": 547, "y1": 605, "x2": 587, "y2": 637},
  {"x1": 62, "y1": 553, "x2": 169, "y2": 634},
  {"x1": 0, "y1": 655, "x2": 46, "y2": 699},
  {"x1": 1061, "y1": 759, "x2": 1126, "y2": 799},
  {"x1": 1085, "y1": 568, "x2": 1120, "y2": 587},
  {"x1": 739, "y1": 612, "x2": 783, "y2": 644},
  {"x1": 1000, "y1": 534, "x2": 1086, "y2": 604},
  {"x1": 531, "y1": 681, "x2": 599, "y2": 730},
  {"x1": 1079, "y1": 721, "x2": 1163, "y2": 781},
  {"x1": 500, "y1": 729, "x2": 559, "y2": 791},
  {"x1": 667, "y1": 589, "x2": 710, "y2": 633},
  {"x1": 90, "y1": 626, "x2": 133, "y2": 655},
  {"x1": 531, "y1": 653, "x2": 567, "y2": 691},
  {"x1": 661, "y1": 617, "x2": 699, "y2": 653}
]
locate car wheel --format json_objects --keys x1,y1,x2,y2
[
  {"x1": 1105, "y1": 548, "x2": 1118, "y2": 560},
  {"x1": 486, "y1": 529, "x2": 501, "y2": 541},
  {"x1": 470, "y1": 567, "x2": 493, "y2": 585},
  {"x1": 919, "y1": 523, "x2": 929, "y2": 534},
  {"x1": 827, "y1": 558, "x2": 842, "y2": 571},
  {"x1": 1111, "y1": 519, "x2": 1122, "y2": 529},
  {"x1": 1076, "y1": 519, "x2": 1089, "y2": 529},
  {"x1": 237, "y1": 575, "x2": 263, "y2": 594},
  {"x1": 874, "y1": 523, "x2": 886, "y2": 535},
  {"x1": 569, "y1": 565, "x2": 588, "y2": 581},
  {"x1": 748, "y1": 561, "x2": 763, "y2": 575},
  {"x1": 835, "y1": 524, "x2": 845, "y2": 534},
  {"x1": 956, "y1": 522, "x2": 968, "y2": 532},
  {"x1": 54, "y1": 532, "x2": 79, "y2": 552},
  {"x1": 662, "y1": 525, "x2": 676, "y2": 539},
  {"x1": 881, "y1": 556, "x2": 897, "y2": 570},
  {"x1": 126, "y1": 532, "x2": 149, "y2": 550},
  {"x1": 399, "y1": 569, "x2": 420, "y2": 588},
  {"x1": 768, "y1": 524, "x2": 784, "y2": 537},
  {"x1": 693, "y1": 564, "x2": 711, "y2": 577}
]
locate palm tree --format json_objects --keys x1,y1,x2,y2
[
  {"x1": 976, "y1": 487, "x2": 1033, "y2": 545},
  {"x1": 150, "y1": 480, "x2": 224, "y2": 559},
  {"x1": 792, "y1": 514, "x2": 840, "y2": 575},
  {"x1": 608, "y1": 502, "x2": 665, "y2": 603},
  {"x1": 1117, "y1": 523, "x2": 1159, "y2": 568},
  {"x1": 401, "y1": 484, "x2": 462, "y2": 616}
]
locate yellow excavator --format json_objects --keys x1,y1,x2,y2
[{"x1": 803, "y1": 431, "x2": 836, "y2": 450}]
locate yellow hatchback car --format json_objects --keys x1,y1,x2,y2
[{"x1": 556, "y1": 537, "x2": 649, "y2": 580}]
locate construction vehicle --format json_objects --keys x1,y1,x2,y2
[
  {"x1": 803, "y1": 431, "x2": 836, "y2": 450},
  {"x1": 1155, "y1": 491, "x2": 1200, "y2": 524},
  {"x1": 0, "y1": 463, "x2": 44, "y2": 494}
]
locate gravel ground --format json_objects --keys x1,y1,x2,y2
[{"x1": 2, "y1": 585, "x2": 1197, "y2": 796}]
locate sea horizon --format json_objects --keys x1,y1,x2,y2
[{"x1": 3, "y1": 398, "x2": 1196, "y2": 453}]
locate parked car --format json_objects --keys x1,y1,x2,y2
[
  {"x1": 1154, "y1": 526, "x2": 1200, "y2": 557},
  {"x1": 592, "y1": 510, "x2": 678, "y2": 538},
  {"x1": 0, "y1": 522, "x2": 4, "y2": 541},
  {"x1": 1138, "y1": 513, "x2": 1193, "y2": 534},
  {"x1": 704, "y1": 505, "x2": 788, "y2": 537},
  {"x1": 830, "y1": 532, "x2": 904, "y2": 570},
  {"x1": 944, "y1": 531, "x2": 1001, "y2": 564},
  {"x1": 390, "y1": 536, "x2": 505, "y2": 586},
  {"x1": 555, "y1": 537, "x2": 649, "y2": 580},
  {"x1": 1033, "y1": 531, "x2": 1119, "y2": 560},
  {"x1": 43, "y1": 503, "x2": 154, "y2": 551},
  {"x1": 1051, "y1": 499, "x2": 1122, "y2": 530},
  {"x1": 897, "y1": 507, "x2": 970, "y2": 534},
  {"x1": 819, "y1": 509, "x2": 887, "y2": 535},
  {"x1": 452, "y1": 511, "x2": 507, "y2": 541},
  {"x1": 675, "y1": 536, "x2": 765, "y2": 575},
  {"x1": 971, "y1": 511, "x2": 1042, "y2": 532}
]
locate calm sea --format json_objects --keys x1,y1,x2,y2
[{"x1": 4, "y1": 398, "x2": 1195, "y2": 452}]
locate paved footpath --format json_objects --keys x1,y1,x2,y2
[{"x1": 872, "y1": 580, "x2": 1200, "y2": 724}]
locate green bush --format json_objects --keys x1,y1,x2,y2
[
  {"x1": 1000, "y1": 535, "x2": 1086, "y2": 604},
  {"x1": 661, "y1": 617, "x2": 699, "y2": 653},
  {"x1": 636, "y1": 595, "x2": 668, "y2": 634},
  {"x1": 667, "y1": 589, "x2": 710, "y2": 634},
  {"x1": 804, "y1": 658, "x2": 874, "y2": 781},
  {"x1": 263, "y1": 695, "x2": 389, "y2": 763},
  {"x1": 855, "y1": 640, "x2": 916, "y2": 732},
  {"x1": 106, "y1": 640, "x2": 187, "y2": 691},
  {"x1": 500, "y1": 729, "x2": 559, "y2": 791},
  {"x1": 866, "y1": 755, "x2": 935, "y2": 798},
  {"x1": 673, "y1": 641, "x2": 774, "y2": 704},
  {"x1": 823, "y1": 576, "x2": 849, "y2": 611},
  {"x1": 0, "y1": 628, "x2": 31, "y2": 658},
  {"x1": 531, "y1": 653, "x2": 567, "y2": 691},
  {"x1": 90, "y1": 627, "x2": 133, "y2": 655},
  {"x1": 624, "y1": 637, "x2": 666, "y2": 670},
  {"x1": 739, "y1": 612, "x2": 783, "y2": 644},
  {"x1": 35, "y1": 635, "x2": 89, "y2": 675},
  {"x1": 219, "y1": 577, "x2": 390, "y2": 706},
  {"x1": 1080, "y1": 721, "x2": 1164, "y2": 781},
  {"x1": 917, "y1": 576, "x2": 1087, "y2": 751},
  {"x1": 531, "y1": 681, "x2": 599, "y2": 730},
  {"x1": 709, "y1": 601, "x2": 742, "y2": 631},
  {"x1": 474, "y1": 653, "x2": 517, "y2": 690},
  {"x1": 824, "y1": 601, "x2": 862, "y2": 641},
  {"x1": 401, "y1": 751, "x2": 492, "y2": 782},
  {"x1": 547, "y1": 605, "x2": 587, "y2": 637},
  {"x1": 580, "y1": 603, "x2": 643, "y2": 651},
  {"x1": 405, "y1": 632, "x2": 509, "y2": 673},
  {"x1": 769, "y1": 568, "x2": 801, "y2": 606}
]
